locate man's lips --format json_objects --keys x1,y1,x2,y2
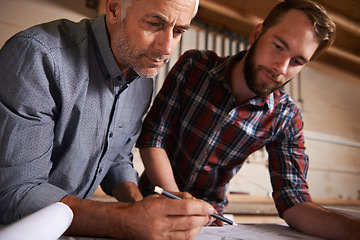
[
  {"x1": 145, "y1": 56, "x2": 168, "y2": 66},
  {"x1": 262, "y1": 69, "x2": 280, "y2": 85}
]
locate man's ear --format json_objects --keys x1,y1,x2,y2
[
  {"x1": 106, "y1": 0, "x2": 121, "y2": 24},
  {"x1": 249, "y1": 23, "x2": 263, "y2": 44}
]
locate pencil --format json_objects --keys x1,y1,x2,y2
[{"x1": 154, "y1": 186, "x2": 238, "y2": 226}]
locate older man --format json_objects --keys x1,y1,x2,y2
[{"x1": 0, "y1": 0, "x2": 215, "y2": 239}]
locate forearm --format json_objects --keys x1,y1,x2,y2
[
  {"x1": 111, "y1": 181, "x2": 143, "y2": 202},
  {"x1": 283, "y1": 202, "x2": 360, "y2": 240},
  {"x1": 61, "y1": 193, "x2": 215, "y2": 239},
  {"x1": 140, "y1": 147, "x2": 179, "y2": 192},
  {"x1": 60, "y1": 195, "x2": 129, "y2": 238}
]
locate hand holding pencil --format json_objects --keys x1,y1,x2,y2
[{"x1": 154, "y1": 186, "x2": 238, "y2": 226}]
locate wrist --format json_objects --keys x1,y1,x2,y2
[
  {"x1": 112, "y1": 182, "x2": 143, "y2": 202},
  {"x1": 107, "y1": 202, "x2": 136, "y2": 239}
]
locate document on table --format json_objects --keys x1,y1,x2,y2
[
  {"x1": 194, "y1": 224, "x2": 325, "y2": 240},
  {"x1": 56, "y1": 223, "x2": 325, "y2": 240}
]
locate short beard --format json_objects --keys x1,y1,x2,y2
[{"x1": 243, "y1": 39, "x2": 288, "y2": 97}]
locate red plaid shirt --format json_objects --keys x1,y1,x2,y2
[{"x1": 136, "y1": 50, "x2": 312, "y2": 216}]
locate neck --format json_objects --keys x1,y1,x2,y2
[
  {"x1": 230, "y1": 55, "x2": 256, "y2": 105},
  {"x1": 120, "y1": 66, "x2": 132, "y2": 79}
]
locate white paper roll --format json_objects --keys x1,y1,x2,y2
[{"x1": 0, "y1": 202, "x2": 73, "y2": 240}]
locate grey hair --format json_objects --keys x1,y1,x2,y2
[
  {"x1": 120, "y1": 0, "x2": 199, "y2": 22},
  {"x1": 119, "y1": 0, "x2": 135, "y2": 22}
]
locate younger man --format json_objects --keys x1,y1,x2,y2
[{"x1": 137, "y1": 0, "x2": 360, "y2": 239}]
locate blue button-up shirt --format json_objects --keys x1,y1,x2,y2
[{"x1": 0, "y1": 15, "x2": 153, "y2": 224}]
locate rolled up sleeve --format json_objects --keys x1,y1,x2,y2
[{"x1": 101, "y1": 123, "x2": 141, "y2": 195}]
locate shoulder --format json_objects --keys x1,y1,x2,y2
[
  {"x1": 273, "y1": 89, "x2": 300, "y2": 113},
  {"x1": 181, "y1": 49, "x2": 221, "y2": 60},
  {"x1": 178, "y1": 50, "x2": 222, "y2": 68},
  {"x1": 169, "y1": 50, "x2": 224, "y2": 80},
  {"x1": 270, "y1": 89, "x2": 303, "y2": 127},
  {"x1": 265, "y1": 90, "x2": 305, "y2": 141},
  {"x1": 11, "y1": 18, "x2": 92, "y2": 51}
]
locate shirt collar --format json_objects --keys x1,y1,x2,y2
[{"x1": 247, "y1": 94, "x2": 274, "y2": 112}]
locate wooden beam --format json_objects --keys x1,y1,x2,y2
[
  {"x1": 326, "y1": 47, "x2": 360, "y2": 66},
  {"x1": 199, "y1": 0, "x2": 263, "y2": 27},
  {"x1": 327, "y1": 10, "x2": 360, "y2": 37}
]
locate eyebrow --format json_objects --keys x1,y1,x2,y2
[
  {"x1": 275, "y1": 35, "x2": 308, "y2": 63},
  {"x1": 146, "y1": 13, "x2": 191, "y2": 31}
]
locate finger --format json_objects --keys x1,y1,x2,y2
[
  {"x1": 151, "y1": 193, "x2": 161, "y2": 198},
  {"x1": 167, "y1": 215, "x2": 210, "y2": 231},
  {"x1": 178, "y1": 191, "x2": 196, "y2": 200},
  {"x1": 205, "y1": 216, "x2": 216, "y2": 226},
  {"x1": 161, "y1": 198, "x2": 215, "y2": 216}
]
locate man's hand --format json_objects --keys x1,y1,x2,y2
[
  {"x1": 115, "y1": 193, "x2": 215, "y2": 239},
  {"x1": 61, "y1": 192, "x2": 215, "y2": 239}
]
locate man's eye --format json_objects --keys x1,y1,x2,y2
[
  {"x1": 292, "y1": 59, "x2": 303, "y2": 66},
  {"x1": 174, "y1": 30, "x2": 185, "y2": 37},
  {"x1": 147, "y1": 22, "x2": 161, "y2": 28},
  {"x1": 148, "y1": 22, "x2": 160, "y2": 28},
  {"x1": 274, "y1": 43, "x2": 282, "y2": 51}
]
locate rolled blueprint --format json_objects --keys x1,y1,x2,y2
[{"x1": 0, "y1": 202, "x2": 73, "y2": 240}]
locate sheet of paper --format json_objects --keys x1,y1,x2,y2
[
  {"x1": 59, "y1": 237, "x2": 115, "y2": 240},
  {"x1": 59, "y1": 237, "x2": 114, "y2": 240},
  {"x1": 0, "y1": 202, "x2": 73, "y2": 240},
  {"x1": 324, "y1": 206, "x2": 360, "y2": 219},
  {"x1": 194, "y1": 224, "x2": 325, "y2": 240},
  {"x1": 56, "y1": 223, "x2": 325, "y2": 240}
]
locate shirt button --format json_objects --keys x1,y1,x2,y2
[
  {"x1": 99, "y1": 168, "x2": 103, "y2": 174},
  {"x1": 109, "y1": 132, "x2": 113, "y2": 138}
]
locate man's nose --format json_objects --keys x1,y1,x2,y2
[
  {"x1": 272, "y1": 56, "x2": 289, "y2": 76},
  {"x1": 154, "y1": 29, "x2": 175, "y2": 56}
]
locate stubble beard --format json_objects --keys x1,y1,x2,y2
[{"x1": 112, "y1": 23, "x2": 170, "y2": 78}]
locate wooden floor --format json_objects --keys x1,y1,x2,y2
[{"x1": 91, "y1": 188, "x2": 360, "y2": 224}]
